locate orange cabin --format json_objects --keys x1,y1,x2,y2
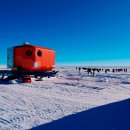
[{"x1": 7, "y1": 43, "x2": 55, "y2": 71}]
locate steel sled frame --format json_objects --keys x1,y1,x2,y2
[{"x1": 0, "y1": 70, "x2": 58, "y2": 81}]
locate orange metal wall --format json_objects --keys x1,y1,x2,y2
[
  {"x1": 14, "y1": 47, "x2": 35, "y2": 70},
  {"x1": 35, "y1": 47, "x2": 55, "y2": 71},
  {"x1": 14, "y1": 45, "x2": 55, "y2": 71}
]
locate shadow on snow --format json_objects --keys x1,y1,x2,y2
[{"x1": 31, "y1": 98, "x2": 130, "y2": 130}]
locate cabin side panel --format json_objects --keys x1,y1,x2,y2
[{"x1": 7, "y1": 47, "x2": 14, "y2": 68}]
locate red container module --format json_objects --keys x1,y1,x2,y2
[
  {"x1": 21, "y1": 76, "x2": 32, "y2": 83},
  {"x1": 7, "y1": 42, "x2": 55, "y2": 71}
]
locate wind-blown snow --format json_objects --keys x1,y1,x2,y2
[
  {"x1": 0, "y1": 65, "x2": 7, "y2": 69},
  {"x1": 0, "y1": 66, "x2": 130, "y2": 129}
]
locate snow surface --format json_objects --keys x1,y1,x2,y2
[{"x1": 0, "y1": 66, "x2": 130, "y2": 129}]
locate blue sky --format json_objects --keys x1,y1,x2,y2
[{"x1": 0, "y1": 0, "x2": 130, "y2": 66}]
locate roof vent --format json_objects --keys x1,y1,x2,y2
[{"x1": 23, "y1": 42, "x2": 30, "y2": 45}]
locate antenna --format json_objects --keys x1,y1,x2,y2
[{"x1": 23, "y1": 42, "x2": 30, "y2": 45}]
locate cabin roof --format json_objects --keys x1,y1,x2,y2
[{"x1": 14, "y1": 44, "x2": 53, "y2": 51}]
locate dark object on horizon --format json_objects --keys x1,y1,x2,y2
[
  {"x1": 112, "y1": 69, "x2": 115, "y2": 73},
  {"x1": 77, "y1": 67, "x2": 101, "y2": 76},
  {"x1": 78, "y1": 67, "x2": 81, "y2": 74},
  {"x1": 76, "y1": 67, "x2": 128, "y2": 76},
  {"x1": 105, "y1": 69, "x2": 110, "y2": 73},
  {"x1": 124, "y1": 69, "x2": 127, "y2": 72}
]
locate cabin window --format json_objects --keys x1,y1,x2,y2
[
  {"x1": 26, "y1": 50, "x2": 32, "y2": 56},
  {"x1": 37, "y1": 50, "x2": 42, "y2": 57}
]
